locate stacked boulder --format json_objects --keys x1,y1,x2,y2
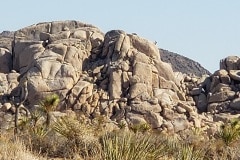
[
  {"x1": 0, "y1": 20, "x2": 237, "y2": 135},
  {"x1": 186, "y1": 56, "x2": 240, "y2": 122}
]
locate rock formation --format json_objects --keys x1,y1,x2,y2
[{"x1": 0, "y1": 20, "x2": 239, "y2": 135}]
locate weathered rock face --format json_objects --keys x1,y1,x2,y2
[
  {"x1": 0, "y1": 20, "x2": 239, "y2": 135},
  {"x1": 11, "y1": 21, "x2": 103, "y2": 106},
  {"x1": 183, "y1": 56, "x2": 240, "y2": 120}
]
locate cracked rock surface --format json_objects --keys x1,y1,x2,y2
[{"x1": 0, "y1": 20, "x2": 239, "y2": 135}]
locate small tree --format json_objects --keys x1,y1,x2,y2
[{"x1": 39, "y1": 94, "x2": 60, "y2": 128}]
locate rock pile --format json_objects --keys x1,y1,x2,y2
[
  {"x1": 0, "y1": 21, "x2": 239, "y2": 135},
  {"x1": 187, "y1": 56, "x2": 240, "y2": 117}
]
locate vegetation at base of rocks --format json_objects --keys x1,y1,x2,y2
[
  {"x1": 216, "y1": 119, "x2": 240, "y2": 146},
  {"x1": 39, "y1": 93, "x2": 60, "y2": 128},
  {"x1": 1, "y1": 119, "x2": 240, "y2": 160},
  {"x1": 100, "y1": 131, "x2": 169, "y2": 160},
  {"x1": 129, "y1": 122, "x2": 151, "y2": 133},
  {"x1": 2, "y1": 95, "x2": 240, "y2": 159},
  {"x1": 0, "y1": 133, "x2": 45, "y2": 160}
]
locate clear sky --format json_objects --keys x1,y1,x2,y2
[{"x1": 1, "y1": 0, "x2": 240, "y2": 73}]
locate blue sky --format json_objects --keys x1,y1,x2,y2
[{"x1": 1, "y1": 1, "x2": 240, "y2": 73}]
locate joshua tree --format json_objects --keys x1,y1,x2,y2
[
  {"x1": 39, "y1": 94, "x2": 60, "y2": 128},
  {"x1": 13, "y1": 77, "x2": 29, "y2": 135}
]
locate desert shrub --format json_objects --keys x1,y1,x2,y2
[
  {"x1": 175, "y1": 143, "x2": 206, "y2": 160},
  {"x1": 203, "y1": 120, "x2": 240, "y2": 159},
  {"x1": 100, "y1": 131, "x2": 169, "y2": 160},
  {"x1": 216, "y1": 119, "x2": 240, "y2": 146},
  {"x1": 129, "y1": 122, "x2": 151, "y2": 133},
  {"x1": 53, "y1": 116, "x2": 102, "y2": 158}
]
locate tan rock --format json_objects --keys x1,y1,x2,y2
[
  {"x1": 14, "y1": 22, "x2": 51, "y2": 40},
  {"x1": 159, "y1": 76, "x2": 178, "y2": 91},
  {"x1": 126, "y1": 112, "x2": 147, "y2": 125},
  {"x1": 109, "y1": 69, "x2": 122, "y2": 99},
  {"x1": 152, "y1": 72, "x2": 159, "y2": 88},
  {"x1": 144, "y1": 111, "x2": 163, "y2": 128},
  {"x1": 72, "y1": 30, "x2": 87, "y2": 40},
  {"x1": 213, "y1": 113, "x2": 240, "y2": 123},
  {"x1": 154, "y1": 88, "x2": 179, "y2": 106},
  {"x1": 132, "y1": 51, "x2": 150, "y2": 64},
  {"x1": 120, "y1": 35, "x2": 130, "y2": 56},
  {"x1": 211, "y1": 83, "x2": 231, "y2": 94},
  {"x1": 130, "y1": 34, "x2": 160, "y2": 59},
  {"x1": 230, "y1": 98, "x2": 240, "y2": 110},
  {"x1": 220, "y1": 56, "x2": 239, "y2": 71},
  {"x1": 178, "y1": 101, "x2": 194, "y2": 113},
  {"x1": 148, "y1": 97, "x2": 159, "y2": 105},
  {"x1": 121, "y1": 61, "x2": 130, "y2": 72},
  {"x1": 213, "y1": 69, "x2": 228, "y2": 77},
  {"x1": 162, "y1": 108, "x2": 174, "y2": 120},
  {"x1": 172, "y1": 116, "x2": 189, "y2": 132},
  {"x1": 71, "y1": 81, "x2": 93, "y2": 97},
  {"x1": 154, "y1": 60, "x2": 176, "y2": 83},
  {"x1": 208, "y1": 91, "x2": 235, "y2": 103},
  {"x1": 0, "y1": 48, "x2": 12, "y2": 73},
  {"x1": 13, "y1": 40, "x2": 45, "y2": 72},
  {"x1": 177, "y1": 91, "x2": 186, "y2": 101},
  {"x1": 162, "y1": 120, "x2": 174, "y2": 133},
  {"x1": 122, "y1": 71, "x2": 130, "y2": 89},
  {"x1": 129, "y1": 75, "x2": 140, "y2": 84},
  {"x1": 1, "y1": 103, "x2": 11, "y2": 112},
  {"x1": 229, "y1": 70, "x2": 240, "y2": 81},
  {"x1": 129, "y1": 83, "x2": 147, "y2": 99},
  {"x1": 192, "y1": 117, "x2": 201, "y2": 128},
  {"x1": 114, "y1": 33, "x2": 125, "y2": 53},
  {"x1": 131, "y1": 101, "x2": 162, "y2": 114},
  {"x1": 175, "y1": 105, "x2": 187, "y2": 114},
  {"x1": 48, "y1": 43, "x2": 68, "y2": 57},
  {"x1": 50, "y1": 21, "x2": 96, "y2": 34},
  {"x1": 133, "y1": 62, "x2": 152, "y2": 94}
]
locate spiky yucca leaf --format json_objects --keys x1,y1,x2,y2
[
  {"x1": 39, "y1": 94, "x2": 60, "y2": 128},
  {"x1": 100, "y1": 131, "x2": 168, "y2": 160},
  {"x1": 39, "y1": 94, "x2": 60, "y2": 113},
  {"x1": 53, "y1": 116, "x2": 101, "y2": 158},
  {"x1": 217, "y1": 119, "x2": 240, "y2": 146},
  {"x1": 176, "y1": 143, "x2": 206, "y2": 160}
]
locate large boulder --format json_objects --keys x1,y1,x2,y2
[{"x1": 0, "y1": 48, "x2": 12, "y2": 73}]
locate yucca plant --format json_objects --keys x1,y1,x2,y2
[
  {"x1": 217, "y1": 119, "x2": 240, "y2": 146},
  {"x1": 130, "y1": 123, "x2": 151, "y2": 133},
  {"x1": 176, "y1": 143, "x2": 206, "y2": 160},
  {"x1": 100, "y1": 131, "x2": 168, "y2": 160},
  {"x1": 39, "y1": 94, "x2": 60, "y2": 128},
  {"x1": 53, "y1": 116, "x2": 101, "y2": 158}
]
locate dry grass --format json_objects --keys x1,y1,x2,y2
[
  {"x1": 3, "y1": 95, "x2": 240, "y2": 160},
  {"x1": 0, "y1": 133, "x2": 45, "y2": 160}
]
